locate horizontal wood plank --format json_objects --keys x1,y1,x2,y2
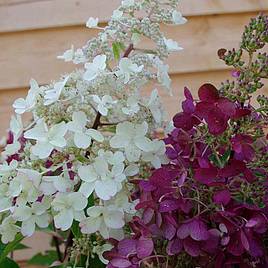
[
  {"x1": 0, "y1": 13, "x2": 261, "y2": 90},
  {"x1": 0, "y1": 0, "x2": 267, "y2": 33},
  {"x1": 1, "y1": 69, "x2": 267, "y2": 137}
]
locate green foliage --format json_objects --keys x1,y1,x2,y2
[
  {"x1": 0, "y1": 257, "x2": 19, "y2": 268},
  {"x1": 112, "y1": 42, "x2": 125, "y2": 60},
  {"x1": 71, "y1": 221, "x2": 82, "y2": 239},
  {"x1": 219, "y1": 14, "x2": 268, "y2": 102},
  {"x1": 0, "y1": 234, "x2": 24, "y2": 263},
  {"x1": 28, "y1": 250, "x2": 58, "y2": 266}
]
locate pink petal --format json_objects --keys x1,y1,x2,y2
[
  {"x1": 136, "y1": 237, "x2": 154, "y2": 259},
  {"x1": 189, "y1": 219, "x2": 209, "y2": 241},
  {"x1": 167, "y1": 238, "x2": 183, "y2": 255},
  {"x1": 183, "y1": 238, "x2": 201, "y2": 257},
  {"x1": 110, "y1": 258, "x2": 132, "y2": 268},
  {"x1": 213, "y1": 189, "x2": 231, "y2": 206},
  {"x1": 198, "y1": 83, "x2": 219, "y2": 102}
]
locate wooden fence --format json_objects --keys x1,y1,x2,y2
[{"x1": 0, "y1": 0, "x2": 267, "y2": 263}]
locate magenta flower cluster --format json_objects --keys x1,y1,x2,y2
[{"x1": 105, "y1": 84, "x2": 268, "y2": 268}]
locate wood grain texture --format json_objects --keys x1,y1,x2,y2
[
  {"x1": 2, "y1": 69, "x2": 267, "y2": 137},
  {"x1": 0, "y1": 12, "x2": 262, "y2": 90},
  {"x1": 0, "y1": 0, "x2": 267, "y2": 262},
  {"x1": 0, "y1": 0, "x2": 267, "y2": 32}
]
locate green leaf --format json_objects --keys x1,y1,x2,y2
[
  {"x1": 220, "y1": 149, "x2": 231, "y2": 165},
  {"x1": 0, "y1": 233, "x2": 24, "y2": 263},
  {"x1": 28, "y1": 250, "x2": 58, "y2": 266},
  {"x1": 209, "y1": 154, "x2": 221, "y2": 168},
  {"x1": 71, "y1": 221, "x2": 82, "y2": 239},
  {"x1": 77, "y1": 154, "x2": 89, "y2": 163},
  {"x1": 112, "y1": 42, "x2": 125, "y2": 60},
  {"x1": 88, "y1": 193, "x2": 95, "y2": 207},
  {"x1": 87, "y1": 257, "x2": 105, "y2": 268},
  {"x1": 112, "y1": 42, "x2": 121, "y2": 60},
  {"x1": 74, "y1": 255, "x2": 105, "y2": 268},
  {"x1": 13, "y1": 243, "x2": 30, "y2": 251},
  {"x1": 0, "y1": 257, "x2": 19, "y2": 268}
]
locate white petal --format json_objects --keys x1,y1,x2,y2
[
  {"x1": 0, "y1": 198, "x2": 12, "y2": 212},
  {"x1": 13, "y1": 98, "x2": 27, "y2": 114},
  {"x1": 74, "y1": 132, "x2": 91, "y2": 149},
  {"x1": 93, "y1": 55, "x2": 107, "y2": 70},
  {"x1": 80, "y1": 217, "x2": 101, "y2": 234},
  {"x1": 125, "y1": 144, "x2": 141, "y2": 162},
  {"x1": 87, "y1": 129, "x2": 104, "y2": 142},
  {"x1": 40, "y1": 180, "x2": 56, "y2": 195},
  {"x1": 13, "y1": 206, "x2": 32, "y2": 221},
  {"x1": 53, "y1": 175, "x2": 73, "y2": 192},
  {"x1": 110, "y1": 135, "x2": 127, "y2": 148},
  {"x1": 104, "y1": 209, "x2": 124, "y2": 229},
  {"x1": 68, "y1": 192, "x2": 88, "y2": 211},
  {"x1": 72, "y1": 111, "x2": 87, "y2": 128},
  {"x1": 86, "y1": 206, "x2": 103, "y2": 217},
  {"x1": 21, "y1": 218, "x2": 36, "y2": 237},
  {"x1": 79, "y1": 182, "x2": 95, "y2": 198},
  {"x1": 95, "y1": 180, "x2": 117, "y2": 200},
  {"x1": 94, "y1": 159, "x2": 109, "y2": 176},
  {"x1": 31, "y1": 142, "x2": 53, "y2": 159},
  {"x1": 35, "y1": 213, "x2": 50, "y2": 228},
  {"x1": 54, "y1": 209, "x2": 74, "y2": 231},
  {"x1": 86, "y1": 17, "x2": 99, "y2": 28},
  {"x1": 24, "y1": 120, "x2": 47, "y2": 141},
  {"x1": 49, "y1": 122, "x2": 67, "y2": 139},
  {"x1": 98, "y1": 221, "x2": 110, "y2": 239},
  {"x1": 134, "y1": 137, "x2": 152, "y2": 152},
  {"x1": 50, "y1": 137, "x2": 66, "y2": 148},
  {"x1": 78, "y1": 165, "x2": 98, "y2": 182},
  {"x1": 124, "y1": 164, "x2": 139, "y2": 176},
  {"x1": 83, "y1": 69, "x2": 97, "y2": 82}
]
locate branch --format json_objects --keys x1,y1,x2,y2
[{"x1": 53, "y1": 222, "x2": 63, "y2": 262}]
